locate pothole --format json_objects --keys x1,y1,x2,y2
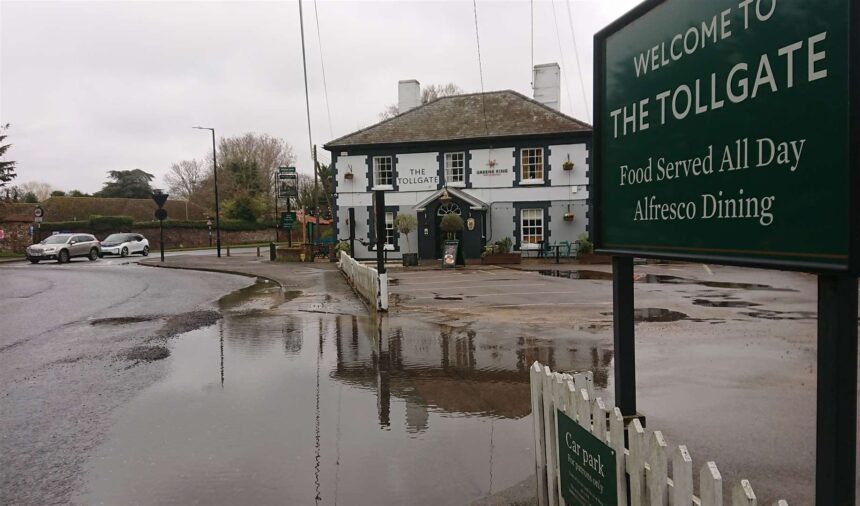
[
  {"x1": 692, "y1": 299, "x2": 761, "y2": 308},
  {"x1": 122, "y1": 345, "x2": 170, "y2": 362},
  {"x1": 538, "y1": 270, "x2": 613, "y2": 280}
]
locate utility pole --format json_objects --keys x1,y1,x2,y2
[
  {"x1": 313, "y1": 144, "x2": 320, "y2": 247},
  {"x1": 193, "y1": 126, "x2": 221, "y2": 258}
]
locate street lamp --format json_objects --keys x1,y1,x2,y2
[{"x1": 193, "y1": 126, "x2": 221, "y2": 257}]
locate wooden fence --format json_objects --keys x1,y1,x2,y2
[
  {"x1": 530, "y1": 361, "x2": 788, "y2": 506},
  {"x1": 338, "y1": 251, "x2": 388, "y2": 311}
]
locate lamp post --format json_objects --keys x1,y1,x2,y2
[{"x1": 193, "y1": 126, "x2": 221, "y2": 257}]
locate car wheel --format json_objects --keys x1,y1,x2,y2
[
  {"x1": 142, "y1": 246, "x2": 149, "y2": 256},
  {"x1": 29, "y1": 259, "x2": 40, "y2": 264},
  {"x1": 58, "y1": 250, "x2": 70, "y2": 264},
  {"x1": 88, "y1": 248, "x2": 99, "y2": 261},
  {"x1": 121, "y1": 247, "x2": 129, "y2": 258}
]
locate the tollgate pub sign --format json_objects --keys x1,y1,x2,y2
[{"x1": 593, "y1": 0, "x2": 858, "y2": 273}]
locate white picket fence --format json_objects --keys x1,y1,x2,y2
[
  {"x1": 530, "y1": 362, "x2": 788, "y2": 506},
  {"x1": 338, "y1": 251, "x2": 389, "y2": 311}
]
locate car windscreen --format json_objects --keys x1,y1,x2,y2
[
  {"x1": 104, "y1": 234, "x2": 133, "y2": 243},
  {"x1": 40, "y1": 235, "x2": 71, "y2": 245}
]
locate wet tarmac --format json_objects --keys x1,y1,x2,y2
[
  {"x1": 538, "y1": 269, "x2": 796, "y2": 291},
  {"x1": 76, "y1": 280, "x2": 615, "y2": 505}
]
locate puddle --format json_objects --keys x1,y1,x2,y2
[
  {"x1": 90, "y1": 315, "x2": 160, "y2": 326},
  {"x1": 637, "y1": 274, "x2": 795, "y2": 291},
  {"x1": 692, "y1": 299, "x2": 761, "y2": 308},
  {"x1": 78, "y1": 289, "x2": 614, "y2": 505},
  {"x1": 602, "y1": 308, "x2": 689, "y2": 322},
  {"x1": 538, "y1": 270, "x2": 613, "y2": 280},
  {"x1": 742, "y1": 309, "x2": 817, "y2": 321},
  {"x1": 217, "y1": 278, "x2": 300, "y2": 313}
]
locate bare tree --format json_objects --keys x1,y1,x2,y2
[
  {"x1": 216, "y1": 133, "x2": 296, "y2": 205},
  {"x1": 378, "y1": 82, "x2": 463, "y2": 120},
  {"x1": 164, "y1": 159, "x2": 205, "y2": 200},
  {"x1": 16, "y1": 181, "x2": 54, "y2": 201}
]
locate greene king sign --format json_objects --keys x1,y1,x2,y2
[{"x1": 593, "y1": 0, "x2": 858, "y2": 272}]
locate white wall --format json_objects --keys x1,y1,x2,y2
[
  {"x1": 469, "y1": 148, "x2": 516, "y2": 188},
  {"x1": 396, "y1": 152, "x2": 439, "y2": 192},
  {"x1": 335, "y1": 154, "x2": 368, "y2": 192}
]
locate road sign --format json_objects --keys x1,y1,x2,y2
[
  {"x1": 557, "y1": 409, "x2": 617, "y2": 506},
  {"x1": 33, "y1": 206, "x2": 44, "y2": 219},
  {"x1": 593, "y1": 0, "x2": 857, "y2": 273},
  {"x1": 280, "y1": 211, "x2": 296, "y2": 230},
  {"x1": 155, "y1": 208, "x2": 168, "y2": 221},
  {"x1": 151, "y1": 192, "x2": 169, "y2": 208},
  {"x1": 278, "y1": 166, "x2": 298, "y2": 198},
  {"x1": 34, "y1": 216, "x2": 43, "y2": 224}
]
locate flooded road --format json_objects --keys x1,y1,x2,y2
[{"x1": 77, "y1": 280, "x2": 613, "y2": 505}]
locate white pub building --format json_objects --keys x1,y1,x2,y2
[{"x1": 324, "y1": 64, "x2": 592, "y2": 261}]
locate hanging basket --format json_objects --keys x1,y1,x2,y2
[
  {"x1": 562, "y1": 160, "x2": 575, "y2": 171},
  {"x1": 563, "y1": 212, "x2": 575, "y2": 221},
  {"x1": 344, "y1": 172, "x2": 354, "y2": 180}
]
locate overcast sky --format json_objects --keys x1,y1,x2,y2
[{"x1": 1, "y1": 0, "x2": 638, "y2": 194}]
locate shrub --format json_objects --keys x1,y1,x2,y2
[
  {"x1": 393, "y1": 214, "x2": 418, "y2": 253},
  {"x1": 334, "y1": 240, "x2": 351, "y2": 256},
  {"x1": 439, "y1": 213, "x2": 464, "y2": 238},
  {"x1": 577, "y1": 232, "x2": 594, "y2": 255}
]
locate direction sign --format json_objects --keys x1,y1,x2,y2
[
  {"x1": 280, "y1": 211, "x2": 296, "y2": 230},
  {"x1": 278, "y1": 166, "x2": 298, "y2": 198},
  {"x1": 593, "y1": 0, "x2": 857, "y2": 273}
]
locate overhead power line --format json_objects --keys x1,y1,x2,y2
[
  {"x1": 551, "y1": 0, "x2": 575, "y2": 117},
  {"x1": 313, "y1": 0, "x2": 334, "y2": 139},
  {"x1": 472, "y1": 0, "x2": 490, "y2": 138},
  {"x1": 298, "y1": 0, "x2": 314, "y2": 162},
  {"x1": 565, "y1": 0, "x2": 591, "y2": 122}
]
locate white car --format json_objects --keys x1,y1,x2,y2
[{"x1": 100, "y1": 233, "x2": 150, "y2": 257}]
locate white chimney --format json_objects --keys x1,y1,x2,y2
[
  {"x1": 398, "y1": 79, "x2": 421, "y2": 113},
  {"x1": 533, "y1": 63, "x2": 561, "y2": 110}
]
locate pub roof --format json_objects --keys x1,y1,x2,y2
[{"x1": 324, "y1": 90, "x2": 591, "y2": 150}]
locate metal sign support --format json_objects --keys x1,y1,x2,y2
[{"x1": 611, "y1": 256, "x2": 637, "y2": 418}]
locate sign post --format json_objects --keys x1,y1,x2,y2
[
  {"x1": 32, "y1": 206, "x2": 44, "y2": 244},
  {"x1": 279, "y1": 167, "x2": 298, "y2": 247},
  {"x1": 151, "y1": 191, "x2": 169, "y2": 262},
  {"x1": 594, "y1": 1, "x2": 857, "y2": 504}
]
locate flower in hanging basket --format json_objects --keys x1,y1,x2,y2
[
  {"x1": 563, "y1": 212, "x2": 575, "y2": 221},
  {"x1": 562, "y1": 160, "x2": 575, "y2": 171},
  {"x1": 344, "y1": 172, "x2": 354, "y2": 179}
]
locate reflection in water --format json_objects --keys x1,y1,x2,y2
[
  {"x1": 333, "y1": 317, "x2": 614, "y2": 431},
  {"x1": 78, "y1": 280, "x2": 615, "y2": 505}
]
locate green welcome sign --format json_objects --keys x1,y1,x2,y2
[
  {"x1": 557, "y1": 410, "x2": 617, "y2": 506},
  {"x1": 593, "y1": 0, "x2": 858, "y2": 272},
  {"x1": 281, "y1": 211, "x2": 297, "y2": 230}
]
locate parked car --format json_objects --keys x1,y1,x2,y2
[
  {"x1": 99, "y1": 233, "x2": 150, "y2": 257},
  {"x1": 26, "y1": 233, "x2": 101, "y2": 264}
]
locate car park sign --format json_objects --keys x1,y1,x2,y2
[{"x1": 593, "y1": 0, "x2": 857, "y2": 273}]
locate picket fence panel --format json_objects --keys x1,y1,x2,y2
[
  {"x1": 338, "y1": 251, "x2": 388, "y2": 310},
  {"x1": 529, "y1": 361, "x2": 788, "y2": 506}
]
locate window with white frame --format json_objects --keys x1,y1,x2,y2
[
  {"x1": 520, "y1": 208, "x2": 543, "y2": 248},
  {"x1": 520, "y1": 148, "x2": 544, "y2": 181},
  {"x1": 373, "y1": 156, "x2": 393, "y2": 186},
  {"x1": 444, "y1": 152, "x2": 465, "y2": 185},
  {"x1": 384, "y1": 212, "x2": 396, "y2": 246}
]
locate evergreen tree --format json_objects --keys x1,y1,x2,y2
[
  {"x1": 0, "y1": 123, "x2": 17, "y2": 188},
  {"x1": 95, "y1": 169, "x2": 155, "y2": 198}
]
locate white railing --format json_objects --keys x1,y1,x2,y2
[
  {"x1": 530, "y1": 361, "x2": 788, "y2": 506},
  {"x1": 338, "y1": 251, "x2": 388, "y2": 311}
]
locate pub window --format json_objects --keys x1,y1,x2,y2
[
  {"x1": 521, "y1": 148, "x2": 544, "y2": 181},
  {"x1": 385, "y1": 212, "x2": 396, "y2": 246},
  {"x1": 520, "y1": 208, "x2": 543, "y2": 248},
  {"x1": 444, "y1": 152, "x2": 465, "y2": 185},
  {"x1": 373, "y1": 156, "x2": 393, "y2": 186}
]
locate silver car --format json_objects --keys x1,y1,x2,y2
[{"x1": 26, "y1": 233, "x2": 101, "y2": 264}]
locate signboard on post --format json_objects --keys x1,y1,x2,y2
[
  {"x1": 593, "y1": 0, "x2": 857, "y2": 273},
  {"x1": 556, "y1": 410, "x2": 617, "y2": 506},
  {"x1": 280, "y1": 211, "x2": 297, "y2": 230},
  {"x1": 278, "y1": 166, "x2": 298, "y2": 198},
  {"x1": 442, "y1": 240, "x2": 458, "y2": 268}
]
